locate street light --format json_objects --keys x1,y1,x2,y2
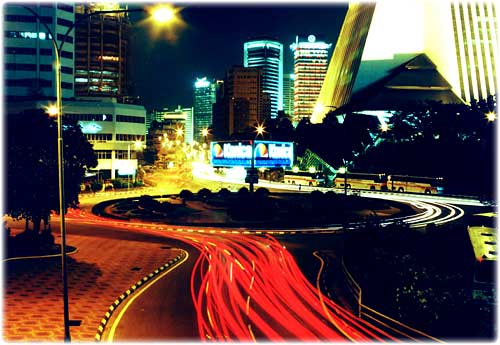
[
  {"x1": 486, "y1": 111, "x2": 496, "y2": 122},
  {"x1": 338, "y1": 166, "x2": 347, "y2": 195},
  {"x1": 22, "y1": 4, "x2": 176, "y2": 341}
]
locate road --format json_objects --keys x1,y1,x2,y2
[
  {"x1": 65, "y1": 170, "x2": 486, "y2": 341},
  {"x1": 104, "y1": 248, "x2": 199, "y2": 341}
]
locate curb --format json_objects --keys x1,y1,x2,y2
[{"x1": 94, "y1": 251, "x2": 186, "y2": 342}]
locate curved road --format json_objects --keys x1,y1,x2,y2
[{"x1": 67, "y1": 185, "x2": 483, "y2": 341}]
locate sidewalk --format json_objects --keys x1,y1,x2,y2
[{"x1": 3, "y1": 230, "x2": 181, "y2": 342}]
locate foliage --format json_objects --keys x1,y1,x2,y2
[
  {"x1": 180, "y1": 189, "x2": 194, "y2": 199},
  {"x1": 6, "y1": 109, "x2": 97, "y2": 232},
  {"x1": 197, "y1": 188, "x2": 212, "y2": 199},
  {"x1": 354, "y1": 99, "x2": 496, "y2": 196}
]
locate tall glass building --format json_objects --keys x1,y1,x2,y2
[
  {"x1": 313, "y1": 1, "x2": 498, "y2": 123},
  {"x1": 290, "y1": 35, "x2": 332, "y2": 123},
  {"x1": 4, "y1": 3, "x2": 75, "y2": 102},
  {"x1": 244, "y1": 38, "x2": 283, "y2": 119},
  {"x1": 193, "y1": 77, "x2": 217, "y2": 143},
  {"x1": 283, "y1": 73, "x2": 295, "y2": 117}
]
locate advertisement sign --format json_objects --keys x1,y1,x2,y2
[{"x1": 210, "y1": 141, "x2": 293, "y2": 168}]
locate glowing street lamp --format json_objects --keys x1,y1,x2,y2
[
  {"x1": 45, "y1": 104, "x2": 58, "y2": 117},
  {"x1": 486, "y1": 111, "x2": 496, "y2": 122},
  {"x1": 176, "y1": 127, "x2": 184, "y2": 137},
  {"x1": 338, "y1": 166, "x2": 348, "y2": 195},
  {"x1": 255, "y1": 123, "x2": 266, "y2": 137},
  {"x1": 18, "y1": 5, "x2": 177, "y2": 341},
  {"x1": 151, "y1": 5, "x2": 175, "y2": 23},
  {"x1": 380, "y1": 122, "x2": 389, "y2": 132}
]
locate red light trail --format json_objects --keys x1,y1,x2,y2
[{"x1": 64, "y1": 197, "x2": 457, "y2": 341}]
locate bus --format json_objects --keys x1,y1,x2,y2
[
  {"x1": 387, "y1": 175, "x2": 444, "y2": 194},
  {"x1": 283, "y1": 170, "x2": 325, "y2": 187},
  {"x1": 334, "y1": 172, "x2": 388, "y2": 191}
]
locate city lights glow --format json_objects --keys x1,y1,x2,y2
[
  {"x1": 45, "y1": 104, "x2": 58, "y2": 117},
  {"x1": 486, "y1": 111, "x2": 496, "y2": 122},
  {"x1": 142, "y1": 4, "x2": 186, "y2": 42},
  {"x1": 151, "y1": 5, "x2": 175, "y2": 23}
]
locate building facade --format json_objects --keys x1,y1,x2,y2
[
  {"x1": 313, "y1": 1, "x2": 498, "y2": 123},
  {"x1": 213, "y1": 66, "x2": 268, "y2": 139},
  {"x1": 243, "y1": 38, "x2": 283, "y2": 119},
  {"x1": 74, "y1": 2, "x2": 131, "y2": 98},
  {"x1": 193, "y1": 77, "x2": 217, "y2": 143},
  {"x1": 290, "y1": 35, "x2": 332, "y2": 124},
  {"x1": 283, "y1": 73, "x2": 295, "y2": 117},
  {"x1": 4, "y1": 3, "x2": 75, "y2": 102},
  {"x1": 64, "y1": 98, "x2": 146, "y2": 180}
]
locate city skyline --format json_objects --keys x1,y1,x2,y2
[{"x1": 128, "y1": 4, "x2": 347, "y2": 111}]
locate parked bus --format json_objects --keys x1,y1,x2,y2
[
  {"x1": 334, "y1": 172, "x2": 388, "y2": 191},
  {"x1": 283, "y1": 170, "x2": 325, "y2": 187},
  {"x1": 388, "y1": 175, "x2": 444, "y2": 194}
]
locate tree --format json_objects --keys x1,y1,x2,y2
[{"x1": 6, "y1": 109, "x2": 97, "y2": 233}]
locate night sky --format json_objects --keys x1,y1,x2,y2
[{"x1": 128, "y1": 3, "x2": 348, "y2": 112}]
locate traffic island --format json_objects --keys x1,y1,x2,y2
[{"x1": 94, "y1": 188, "x2": 417, "y2": 229}]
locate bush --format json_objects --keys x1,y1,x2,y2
[
  {"x1": 237, "y1": 187, "x2": 249, "y2": 197},
  {"x1": 180, "y1": 189, "x2": 194, "y2": 199},
  {"x1": 218, "y1": 188, "x2": 231, "y2": 198},
  {"x1": 197, "y1": 188, "x2": 212, "y2": 199},
  {"x1": 91, "y1": 181, "x2": 103, "y2": 192}
]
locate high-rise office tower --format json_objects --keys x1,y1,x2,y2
[
  {"x1": 290, "y1": 35, "x2": 332, "y2": 123},
  {"x1": 243, "y1": 38, "x2": 283, "y2": 119},
  {"x1": 4, "y1": 3, "x2": 75, "y2": 102},
  {"x1": 193, "y1": 77, "x2": 217, "y2": 143},
  {"x1": 212, "y1": 66, "x2": 268, "y2": 138},
  {"x1": 74, "y1": 2, "x2": 131, "y2": 98},
  {"x1": 313, "y1": 1, "x2": 498, "y2": 123},
  {"x1": 283, "y1": 73, "x2": 295, "y2": 116}
]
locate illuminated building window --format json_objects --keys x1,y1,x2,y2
[
  {"x1": 116, "y1": 134, "x2": 145, "y2": 141},
  {"x1": 5, "y1": 31, "x2": 52, "y2": 40},
  {"x1": 95, "y1": 150, "x2": 112, "y2": 159},
  {"x1": 85, "y1": 133, "x2": 112, "y2": 142}
]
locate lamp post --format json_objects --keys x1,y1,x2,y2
[
  {"x1": 338, "y1": 166, "x2": 347, "y2": 195},
  {"x1": 20, "y1": 5, "x2": 174, "y2": 341}
]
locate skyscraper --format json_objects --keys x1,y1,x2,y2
[
  {"x1": 313, "y1": 1, "x2": 498, "y2": 123},
  {"x1": 193, "y1": 77, "x2": 217, "y2": 143},
  {"x1": 243, "y1": 38, "x2": 283, "y2": 119},
  {"x1": 283, "y1": 73, "x2": 295, "y2": 116},
  {"x1": 290, "y1": 35, "x2": 332, "y2": 124},
  {"x1": 4, "y1": 3, "x2": 75, "y2": 102},
  {"x1": 212, "y1": 66, "x2": 267, "y2": 139},
  {"x1": 74, "y1": 2, "x2": 131, "y2": 98}
]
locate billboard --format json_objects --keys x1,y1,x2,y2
[{"x1": 211, "y1": 141, "x2": 293, "y2": 168}]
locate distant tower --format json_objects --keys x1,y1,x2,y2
[
  {"x1": 283, "y1": 73, "x2": 295, "y2": 117},
  {"x1": 290, "y1": 35, "x2": 332, "y2": 124},
  {"x1": 244, "y1": 38, "x2": 283, "y2": 119},
  {"x1": 74, "y1": 2, "x2": 131, "y2": 98},
  {"x1": 212, "y1": 66, "x2": 266, "y2": 139},
  {"x1": 193, "y1": 77, "x2": 217, "y2": 143},
  {"x1": 313, "y1": 1, "x2": 498, "y2": 123},
  {"x1": 4, "y1": 3, "x2": 75, "y2": 101}
]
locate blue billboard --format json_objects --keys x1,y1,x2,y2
[{"x1": 211, "y1": 141, "x2": 293, "y2": 168}]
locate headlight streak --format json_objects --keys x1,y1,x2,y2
[{"x1": 64, "y1": 193, "x2": 466, "y2": 341}]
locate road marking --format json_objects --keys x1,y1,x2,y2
[{"x1": 105, "y1": 250, "x2": 189, "y2": 342}]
